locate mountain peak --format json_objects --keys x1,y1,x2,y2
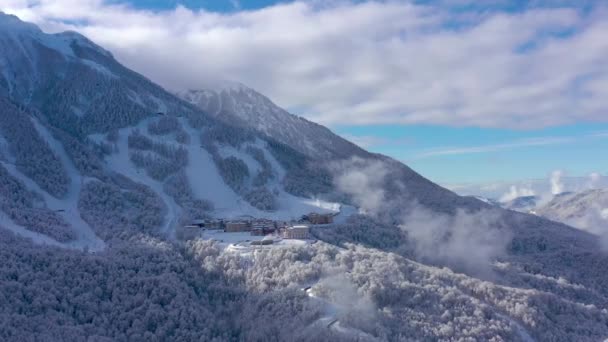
[
  {"x1": 54, "y1": 30, "x2": 114, "y2": 58},
  {"x1": 177, "y1": 81, "x2": 369, "y2": 160},
  {"x1": 0, "y1": 12, "x2": 42, "y2": 34},
  {"x1": 213, "y1": 79, "x2": 248, "y2": 92},
  {"x1": 0, "y1": 12, "x2": 112, "y2": 59}
]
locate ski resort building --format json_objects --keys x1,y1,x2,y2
[
  {"x1": 251, "y1": 219, "x2": 276, "y2": 236},
  {"x1": 192, "y1": 219, "x2": 222, "y2": 229},
  {"x1": 225, "y1": 221, "x2": 250, "y2": 233},
  {"x1": 307, "y1": 213, "x2": 334, "y2": 225},
  {"x1": 282, "y1": 225, "x2": 310, "y2": 239}
]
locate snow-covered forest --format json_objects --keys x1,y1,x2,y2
[{"x1": 1, "y1": 225, "x2": 607, "y2": 341}]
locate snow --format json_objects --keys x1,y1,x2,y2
[
  {"x1": 332, "y1": 205, "x2": 357, "y2": 224},
  {"x1": 29, "y1": 118, "x2": 105, "y2": 251},
  {"x1": 178, "y1": 83, "x2": 339, "y2": 158},
  {"x1": 0, "y1": 13, "x2": 74, "y2": 58},
  {"x1": 81, "y1": 59, "x2": 117, "y2": 78},
  {"x1": 0, "y1": 208, "x2": 67, "y2": 248},
  {"x1": 103, "y1": 122, "x2": 180, "y2": 239},
  {"x1": 54, "y1": 31, "x2": 114, "y2": 58},
  {"x1": 199, "y1": 229, "x2": 311, "y2": 257},
  {"x1": 86, "y1": 118, "x2": 352, "y2": 241},
  {"x1": 218, "y1": 145, "x2": 262, "y2": 177},
  {"x1": 182, "y1": 122, "x2": 252, "y2": 215},
  {"x1": 148, "y1": 95, "x2": 167, "y2": 113},
  {"x1": 182, "y1": 121, "x2": 342, "y2": 220},
  {"x1": 305, "y1": 284, "x2": 376, "y2": 339}
]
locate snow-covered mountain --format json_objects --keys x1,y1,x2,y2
[
  {"x1": 502, "y1": 195, "x2": 540, "y2": 212},
  {"x1": 448, "y1": 173, "x2": 608, "y2": 200},
  {"x1": 536, "y1": 189, "x2": 608, "y2": 241},
  {"x1": 2, "y1": 13, "x2": 608, "y2": 341},
  {"x1": 177, "y1": 84, "x2": 367, "y2": 160}
]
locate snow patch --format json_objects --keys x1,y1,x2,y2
[
  {"x1": 81, "y1": 59, "x2": 117, "y2": 78},
  {"x1": 148, "y1": 95, "x2": 167, "y2": 113}
]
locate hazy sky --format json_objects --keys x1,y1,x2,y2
[{"x1": 2, "y1": 0, "x2": 607, "y2": 185}]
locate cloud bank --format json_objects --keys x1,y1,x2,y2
[{"x1": 2, "y1": 0, "x2": 608, "y2": 128}]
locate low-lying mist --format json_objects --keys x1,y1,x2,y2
[{"x1": 332, "y1": 157, "x2": 512, "y2": 275}]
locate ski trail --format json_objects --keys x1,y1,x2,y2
[
  {"x1": 0, "y1": 160, "x2": 104, "y2": 251},
  {"x1": 0, "y1": 209, "x2": 67, "y2": 248},
  {"x1": 181, "y1": 121, "x2": 251, "y2": 217},
  {"x1": 29, "y1": 118, "x2": 105, "y2": 251},
  {"x1": 182, "y1": 121, "x2": 343, "y2": 220},
  {"x1": 104, "y1": 125, "x2": 179, "y2": 239}
]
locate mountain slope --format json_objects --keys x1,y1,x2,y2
[
  {"x1": 0, "y1": 12, "x2": 346, "y2": 246},
  {"x1": 178, "y1": 83, "x2": 368, "y2": 160},
  {"x1": 536, "y1": 189, "x2": 608, "y2": 241}
]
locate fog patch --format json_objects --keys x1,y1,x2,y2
[
  {"x1": 500, "y1": 185, "x2": 535, "y2": 202},
  {"x1": 333, "y1": 157, "x2": 390, "y2": 215},
  {"x1": 399, "y1": 204, "x2": 511, "y2": 275},
  {"x1": 562, "y1": 206, "x2": 608, "y2": 251},
  {"x1": 332, "y1": 157, "x2": 512, "y2": 275},
  {"x1": 588, "y1": 172, "x2": 602, "y2": 189},
  {"x1": 550, "y1": 170, "x2": 565, "y2": 195},
  {"x1": 313, "y1": 273, "x2": 377, "y2": 330}
]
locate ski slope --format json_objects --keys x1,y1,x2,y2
[
  {"x1": 30, "y1": 119, "x2": 106, "y2": 251},
  {"x1": 0, "y1": 120, "x2": 106, "y2": 252},
  {"x1": 103, "y1": 123, "x2": 180, "y2": 239},
  {"x1": 182, "y1": 121, "x2": 342, "y2": 220}
]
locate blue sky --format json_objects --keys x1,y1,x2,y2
[
  {"x1": 5, "y1": 0, "x2": 607, "y2": 187},
  {"x1": 334, "y1": 123, "x2": 608, "y2": 185}
]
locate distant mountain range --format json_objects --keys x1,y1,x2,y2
[{"x1": 448, "y1": 174, "x2": 608, "y2": 201}]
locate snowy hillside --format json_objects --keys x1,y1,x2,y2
[
  {"x1": 2, "y1": 12, "x2": 608, "y2": 341},
  {"x1": 177, "y1": 83, "x2": 367, "y2": 160},
  {"x1": 536, "y1": 189, "x2": 608, "y2": 247},
  {"x1": 502, "y1": 195, "x2": 539, "y2": 212},
  {"x1": 449, "y1": 173, "x2": 608, "y2": 200},
  {"x1": 0, "y1": 12, "x2": 346, "y2": 248}
]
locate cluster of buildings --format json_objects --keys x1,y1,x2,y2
[{"x1": 177, "y1": 212, "x2": 335, "y2": 241}]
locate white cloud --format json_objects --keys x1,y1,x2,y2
[
  {"x1": 2, "y1": 1, "x2": 608, "y2": 128},
  {"x1": 338, "y1": 134, "x2": 412, "y2": 149},
  {"x1": 414, "y1": 130, "x2": 608, "y2": 158},
  {"x1": 588, "y1": 172, "x2": 602, "y2": 189},
  {"x1": 550, "y1": 170, "x2": 565, "y2": 195},
  {"x1": 416, "y1": 136, "x2": 573, "y2": 158},
  {"x1": 400, "y1": 204, "x2": 511, "y2": 275},
  {"x1": 499, "y1": 185, "x2": 536, "y2": 202},
  {"x1": 333, "y1": 157, "x2": 388, "y2": 215}
]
